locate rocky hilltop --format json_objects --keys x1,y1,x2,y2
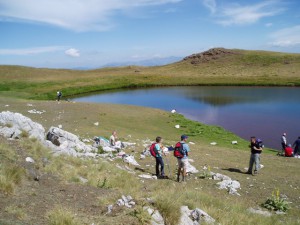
[{"x1": 183, "y1": 48, "x2": 239, "y2": 64}]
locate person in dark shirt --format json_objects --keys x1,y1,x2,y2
[
  {"x1": 246, "y1": 136, "x2": 263, "y2": 175},
  {"x1": 293, "y1": 136, "x2": 300, "y2": 157}
]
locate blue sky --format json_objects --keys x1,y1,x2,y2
[{"x1": 0, "y1": 0, "x2": 299, "y2": 68}]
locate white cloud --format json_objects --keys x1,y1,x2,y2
[
  {"x1": 265, "y1": 23, "x2": 273, "y2": 27},
  {"x1": 202, "y1": 0, "x2": 216, "y2": 14},
  {"x1": 270, "y1": 25, "x2": 300, "y2": 47},
  {"x1": 0, "y1": 0, "x2": 182, "y2": 32},
  {"x1": 217, "y1": 1, "x2": 284, "y2": 26},
  {"x1": 65, "y1": 48, "x2": 80, "y2": 57},
  {"x1": 0, "y1": 46, "x2": 66, "y2": 55}
]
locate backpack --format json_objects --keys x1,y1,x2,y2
[
  {"x1": 174, "y1": 142, "x2": 185, "y2": 158},
  {"x1": 256, "y1": 139, "x2": 264, "y2": 148},
  {"x1": 149, "y1": 143, "x2": 157, "y2": 157}
]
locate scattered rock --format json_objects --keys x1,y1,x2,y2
[
  {"x1": 79, "y1": 176, "x2": 88, "y2": 184},
  {"x1": 186, "y1": 160, "x2": 199, "y2": 174},
  {"x1": 116, "y1": 195, "x2": 135, "y2": 208},
  {"x1": 210, "y1": 142, "x2": 217, "y2": 145},
  {"x1": 217, "y1": 179, "x2": 241, "y2": 196},
  {"x1": 179, "y1": 206, "x2": 215, "y2": 225},
  {"x1": 122, "y1": 154, "x2": 140, "y2": 166},
  {"x1": 0, "y1": 111, "x2": 45, "y2": 141},
  {"x1": 247, "y1": 207, "x2": 272, "y2": 217},
  {"x1": 138, "y1": 174, "x2": 156, "y2": 179},
  {"x1": 171, "y1": 109, "x2": 176, "y2": 113},
  {"x1": 231, "y1": 141, "x2": 238, "y2": 144},
  {"x1": 25, "y1": 157, "x2": 35, "y2": 163},
  {"x1": 94, "y1": 122, "x2": 99, "y2": 126},
  {"x1": 28, "y1": 109, "x2": 46, "y2": 114},
  {"x1": 211, "y1": 173, "x2": 231, "y2": 181},
  {"x1": 58, "y1": 124, "x2": 62, "y2": 129},
  {"x1": 175, "y1": 124, "x2": 180, "y2": 129},
  {"x1": 144, "y1": 207, "x2": 165, "y2": 225}
]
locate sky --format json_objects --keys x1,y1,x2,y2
[{"x1": 0, "y1": 0, "x2": 300, "y2": 68}]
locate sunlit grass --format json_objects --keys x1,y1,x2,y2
[{"x1": 47, "y1": 206, "x2": 80, "y2": 225}]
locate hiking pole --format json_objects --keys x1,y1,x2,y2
[{"x1": 164, "y1": 154, "x2": 171, "y2": 178}]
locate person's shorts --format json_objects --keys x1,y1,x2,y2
[{"x1": 177, "y1": 158, "x2": 188, "y2": 169}]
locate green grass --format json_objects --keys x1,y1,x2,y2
[
  {"x1": 47, "y1": 206, "x2": 80, "y2": 225},
  {"x1": 0, "y1": 48, "x2": 300, "y2": 100}
]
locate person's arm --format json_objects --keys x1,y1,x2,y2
[{"x1": 253, "y1": 146, "x2": 262, "y2": 151}]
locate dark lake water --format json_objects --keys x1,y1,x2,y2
[{"x1": 72, "y1": 86, "x2": 300, "y2": 150}]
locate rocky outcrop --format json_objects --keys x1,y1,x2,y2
[
  {"x1": 0, "y1": 111, "x2": 45, "y2": 141},
  {"x1": 179, "y1": 206, "x2": 215, "y2": 225},
  {"x1": 183, "y1": 48, "x2": 238, "y2": 65},
  {"x1": 46, "y1": 126, "x2": 97, "y2": 157}
]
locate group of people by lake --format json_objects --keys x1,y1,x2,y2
[{"x1": 108, "y1": 129, "x2": 300, "y2": 182}]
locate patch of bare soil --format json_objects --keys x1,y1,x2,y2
[
  {"x1": 183, "y1": 48, "x2": 239, "y2": 64},
  {"x1": 0, "y1": 137, "x2": 137, "y2": 225}
]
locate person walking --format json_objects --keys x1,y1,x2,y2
[
  {"x1": 176, "y1": 135, "x2": 190, "y2": 182},
  {"x1": 57, "y1": 91, "x2": 62, "y2": 101},
  {"x1": 246, "y1": 136, "x2": 263, "y2": 175},
  {"x1": 280, "y1": 133, "x2": 287, "y2": 155},
  {"x1": 292, "y1": 136, "x2": 300, "y2": 157},
  {"x1": 154, "y1": 136, "x2": 165, "y2": 178}
]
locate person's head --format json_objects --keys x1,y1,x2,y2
[
  {"x1": 251, "y1": 136, "x2": 256, "y2": 143},
  {"x1": 181, "y1": 134, "x2": 188, "y2": 142},
  {"x1": 283, "y1": 133, "x2": 286, "y2": 136},
  {"x1": 156, "y1": 136, "x2": 162, "y2": 143},
  {"x1": 112, "y1": 131, "x2": 117, "y2": 136},
  {"x1": 288, "y1": 144, "x2": 292, "y2": 147}
]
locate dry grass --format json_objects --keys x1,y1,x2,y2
[
  {"x1": 0, "y1": 98, "x2": 300, "y2": 224},
  {"x1": 47, "y1": 206, "x2": 80, "y2": 225}
]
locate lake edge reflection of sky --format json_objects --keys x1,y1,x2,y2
[{"x1": 72, "y1": 86, "x2": 300, "y2": 150}]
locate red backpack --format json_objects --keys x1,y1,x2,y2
[
  {"x1": 149, "y1": 143, "x2": 157, "y2": 157},
  {"x1": 174, "y1": 142, "x2": 184, "y2": 158}
]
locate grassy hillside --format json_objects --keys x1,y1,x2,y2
[
  {"x1": 1, "y1": 99, "x2": 299, "y2": 225},
  {"x1": 0, "y1": 48, "x2": 300, "y2": 100}
]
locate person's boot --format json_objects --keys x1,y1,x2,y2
[
  {"x1": 182, "y1": 176, "x2": 186, "y2": 182},
  {"x1": 177, "y1": 175, "x2": 180, "y2": 182}
]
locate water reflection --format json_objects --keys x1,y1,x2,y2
[{"x1": 72, "y1": 86, "x2": 300, "y2": 149}]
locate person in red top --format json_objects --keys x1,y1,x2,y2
[{"x1": 284, "y1": 144, "x2": 294, "y2": 157}]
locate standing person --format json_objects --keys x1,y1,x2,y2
[
  {"x1": 154, "y1": 136, "x2": 165, "y2": 178},
  {"x1": 292, "y1": 136, "x2": 300, "y2": 157},
  {"x1": 176, "y1": 135, "x2": 190, "y2": 182},
  {"x1": 280, "y1": 133, "x2": 287, "y2": 155},
  {"x1": 57, "y1": 91, "x2": 62, "y2": 101},
  {"x1": 246, "y1": 137, "x2": 263, "y2": 175}
]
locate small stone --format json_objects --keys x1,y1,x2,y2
[
  {"x1": 25, "y1": 157, "x2": 35, "y2": 163},
  {"x1": 175, "y1": 124, "x2": 180, "y2": 129}
]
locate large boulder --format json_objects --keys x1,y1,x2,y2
[
  {"x1": 46, "y1": 126, "x2": 97, "y2": 156},
  {"x1": 0, "y1": 111, "x2": 45, "y2": 141},
  {"x1": 179, "y1": 206, "x2": 215, "y2": 225}
]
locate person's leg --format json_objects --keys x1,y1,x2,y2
[
  {"x1": 247, "y1": 154, "x2": 254, "y2": 173},
  {"x1": 177, "y1": 158, "x2": 182, "y2": 182},
  {"x1": 159, "y1": 158, "x2": 165, "y2": 176},
  {"x1": 155, "y1": 158, "x2": 160, "y2": 177},
  {"x1": 182, "y1": 159, "x2": 188, "y2": 182},
  {"x1": 254, "y1": 154, "x2": 260, "y2": 174}
]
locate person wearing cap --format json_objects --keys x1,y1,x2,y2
[
  {"x1": 280, "y1": 133, "x2": 287, "y2": 155},
  {"x1": 284, "y1": 144, "x2": 294, "y2": 157},
  {"x1": 177, "y1": 134, "x2": 190, "y2": 182},
  {"x1": 246, "y1": 136, "x2": 263, "y2": 175}
]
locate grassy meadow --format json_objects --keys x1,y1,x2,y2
[
  {"x1": 0, "y1": 48, "x2": 300, "y2": 100},
  {"x1": 0, "y1": 48, "x2": 300, "y2": 224},
  {"x1": 0, "y1": 98, "x2": 299, "y2": 225}
]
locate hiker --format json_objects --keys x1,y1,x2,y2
[
  {"x1": 284, "y1": 144, "x2": 294, "y2": 157},
  {"x1": 176, "y1": 134, "x2": 190, "y2": 182},
  {"x1": 57, "y1": 91, "x2": 62, "y2": 101},
  {"x1": 109, "y1": 131, "x2": 124, "y2": 150},
  {"x1": 280, "y1": 133, "x2": 287, "y2": 155},
  {"x1": 154, "y1": 136, "x2": 165, "y2": 178},
  {"x1": 292, "y1": 136, "x2": 300, "y2": 157},
  {"x1": 246, "y1": 137, "x2": 263, "y2": 175}
]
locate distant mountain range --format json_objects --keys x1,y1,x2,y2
[{"x1": 72, "y1": 56, "x2": 183, "y2": 70}]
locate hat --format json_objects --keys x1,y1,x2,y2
[{"x1": 181, "y1": 135, "x2": 188, "y2": 140}]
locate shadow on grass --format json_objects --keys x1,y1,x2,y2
[{"x1": 222, "y1": 168, "x2": 244, "y2": 174}]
